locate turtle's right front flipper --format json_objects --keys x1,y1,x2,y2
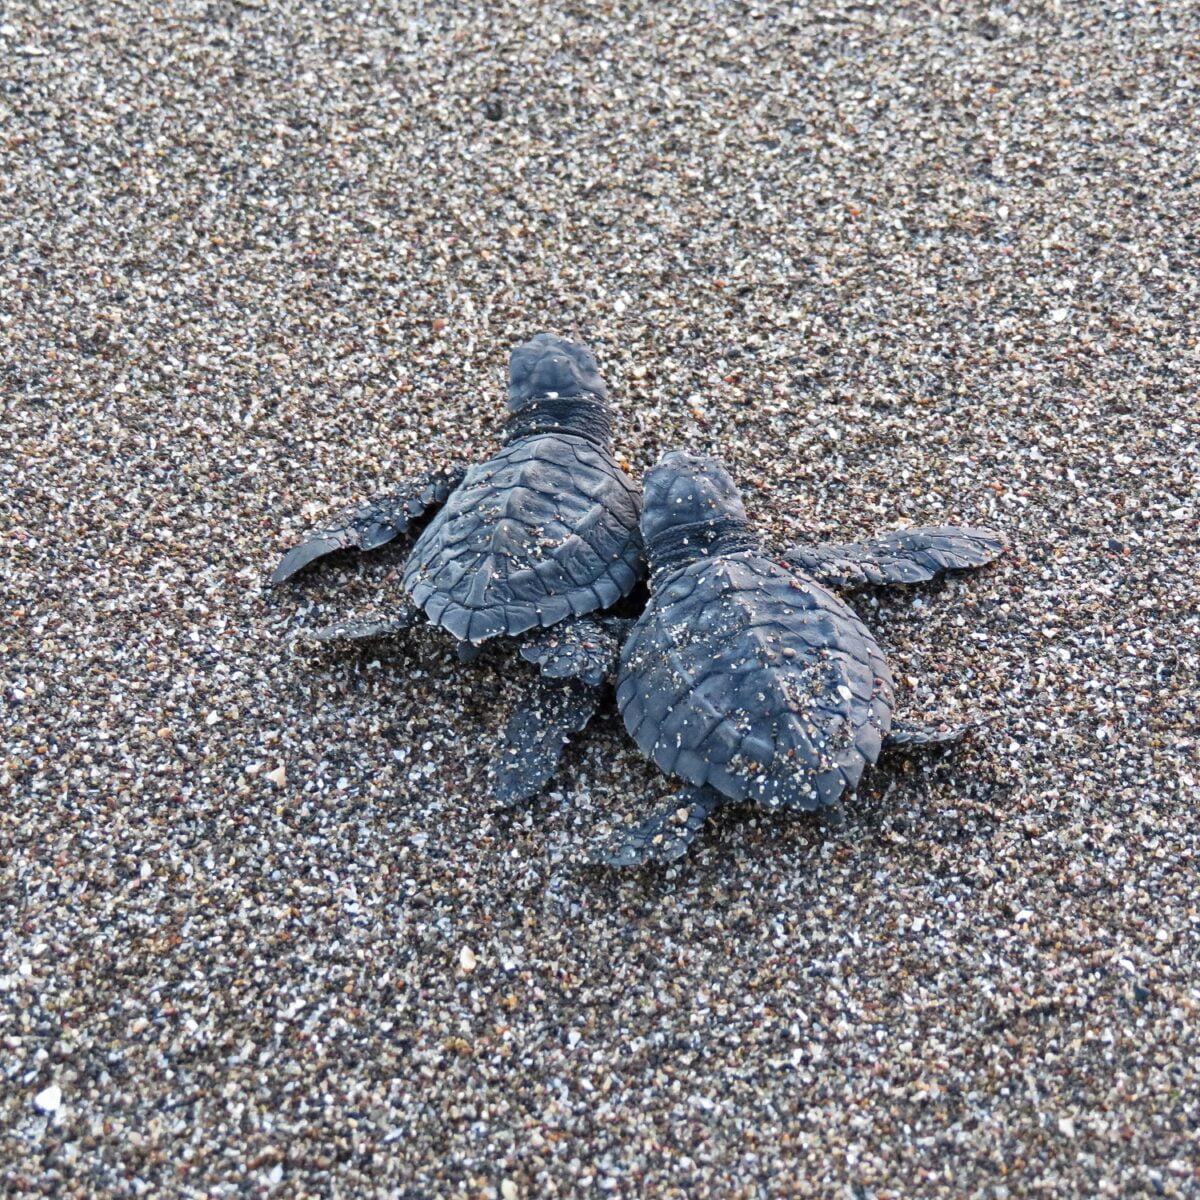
[
  {"x1": 782, "y1": 526, "x2": 1005, "y2": 590},
  {"x1": 270, "y1": 464, "x2": 467, "y2": 584},
  {"x1": 594, "y1": 787, "x2": 723, "y2": 868}
]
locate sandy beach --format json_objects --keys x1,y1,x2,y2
[{"x1": 3, "y1": 2, "x2": 1197, "y2": 1195}]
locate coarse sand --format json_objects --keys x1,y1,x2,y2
[{"x1": 2, "y1": 2, "x2": 1197, "y2": 1196}]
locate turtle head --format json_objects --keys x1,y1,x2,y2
[
  {"x1": 508, "y1": 333, "x2": 608, "y2": 409},
  {"x1": 641, "y1": 450, "x2": 758, "y2": 572}
]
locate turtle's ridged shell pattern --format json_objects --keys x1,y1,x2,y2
[
  {"x1": 402, "y1": 434, "x2": 642, "y2": 644},
  {"x1": 616, "y1": 553, "x2": 895, "y2": 811}
]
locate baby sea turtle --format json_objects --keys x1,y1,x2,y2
[
  {"x1": 271, "y1": 333, "x2": 643, "y2": 802},
  {"x1": 599, "y1": 450, "x2": 1005, "y2": 866}
]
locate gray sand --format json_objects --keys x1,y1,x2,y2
[{"x1": 3, "y1": 2, "x2": 1197, "y2": 1195}]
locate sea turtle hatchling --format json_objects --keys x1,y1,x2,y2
[
  {"x1": 271, "y1": 333, "x2": 643, "y2": 803},
  {"x1": 598, "y1": 450, "x2": 1006, "y2": 866}
]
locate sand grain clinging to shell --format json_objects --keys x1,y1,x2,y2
[{"x1": 2, "y1": 2, "x2": 1197, "y2": 1195}]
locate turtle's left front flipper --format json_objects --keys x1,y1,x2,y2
[
  {"x1": 493, "y1": 616, "x2": 631, "y2": 805},
  {"x1": 271, "y1": 464, "x2": 467, "y2": 584},
  {"x1": 782, "y1": 526, "x2": 1005, "y2": 590}
]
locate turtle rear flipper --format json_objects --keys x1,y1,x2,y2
[
  {"x1": 519, "y1": 616, "x2": 632, "y2": 687},
  {"x1": 304, "y1": 609, "x2": 421, "y2": 644},
  {"x1": 595, "y1": 787, "x2": 723, "y2": 868},
  {"x1": 271, "y1": 464, "x2": 467, "y2": 584},
  {"x1": 493, "y1": 676, "x2": 602, "y2": 807},
  {"x1": 783, "y1": 526, "x2": 1005, "y2": 590},
  {"x1": 884, "y1": 717, "x2": 976, "y2": 750}
]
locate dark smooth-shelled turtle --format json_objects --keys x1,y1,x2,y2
[
  {"x1": 599, "y1": 450, "x2": 1006, "y2": 866},
  {"x1": 271, "y1": 333, "x2": 643, "y2": 802}
]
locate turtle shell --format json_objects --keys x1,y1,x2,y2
[
  {"x1": 616, "y1": 552, "x2": 895, "y2": 810},
  {"x1": 402, "y1": 433, "x2": 642, "y2": 644}
]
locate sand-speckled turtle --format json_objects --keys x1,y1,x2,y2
[
  {"x1": 271, "y1": 333, "x2": 643, "y2": 802},
  {"x1": 598, "y1": 450, "x2": 1005, "y2": 866}
]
